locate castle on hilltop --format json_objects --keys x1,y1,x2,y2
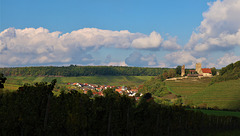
[{"x1": 181, "y1": 63, "x2": 212, "y2": 77}]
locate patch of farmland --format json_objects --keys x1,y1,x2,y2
[{"x1": 165, "y1": 78, "x2": 240, "y2": 110}]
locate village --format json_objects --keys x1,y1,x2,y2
[
  {"x1": 68, "y1": 62, "x2": 214, "y2": 99},
  {"x1": 67, "y1": 82, "x2": 142, "y2": 99}
]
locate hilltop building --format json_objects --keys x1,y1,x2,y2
[
  {"x1": 167, "y1": 63, "x2": 213, "y2": 81},
  {"x1": 195, "y1": 63, "x2": 212, "y2": 77},
  {"x1": 201, "y1": 68, "x2": 212, "y2": 77},
  {"x1": 196, "y1": 63, "x2": 203, "y2": 75},
  {"x1": 181, "y1": 65, "x2": 185, "y2": 77},
  {"x1": 184, "y1": 63, "x2": 212, "y2": 77}
]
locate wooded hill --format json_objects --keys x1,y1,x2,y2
[
  {"x1": 0, "y1": 65, "x2": 168, "y2": 76},
  {"x1": 212, "y1": 60, "x2": 240, "y2": 83}
]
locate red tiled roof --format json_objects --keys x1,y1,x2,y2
[
  {"x1": 93, "y1": 92, "x2": 103, "y2": 95},
  {"x1": 201, "y1": 68, "x2": 212, "y2": 73},
  {"x1": 115, "y1": 88, "x2": 122, "y2": 92},
  {"x1": 92, "y1": 92, "x2": 97, "y2": 95},
  {"x1": 131, "y1": 89, "x2": 138, "y2": 92}
]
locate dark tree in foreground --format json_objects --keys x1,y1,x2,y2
[{"x1": 0, "y1": 73, "x2": 7, "y2": 88}]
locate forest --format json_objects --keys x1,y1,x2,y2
[
  {"x1": 0, "y1": 66, "x2": 168, "y2": 76},
  {"x1": 0, "y1": 80, "x2": 239, "y2": 136}
]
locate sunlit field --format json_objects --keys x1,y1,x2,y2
[{"x1": 166, "y1": 78, "x2": 240, "y2": 110}]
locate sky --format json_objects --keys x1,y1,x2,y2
[{"x1": 0, "y1": 0, "x2": 240, "y2": 68}]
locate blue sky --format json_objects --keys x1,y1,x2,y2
[
  {"x1": 1, "y1": 0, "x2": 210, "y2": 40},
  {"x1": 1, "y1": 0, "x2": 240, "y2": 68}
]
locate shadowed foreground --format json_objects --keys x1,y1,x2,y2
[{"x1": 0, "y1": 81, "x2": 240, "y2": 136}]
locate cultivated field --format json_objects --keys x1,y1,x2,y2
[
  {"x1": 190, "y1": 109, "x2": 240, "y2": 118},
  {"x1": 166, "y1": 78, "x2": 240, "y2": 110}
]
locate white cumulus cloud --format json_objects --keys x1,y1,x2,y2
[
  {"x1": 0, "y1": 27, "x2": 68, "y2": 66},
  {"x1": 165, "y1": 51, "x2": 206, "y2": 68},
  {"x1": 131, "y1": 31, "x2": 163, "y2": 49},
  {"x1": 217, "y1": 53, "x2": 240, "y2": 67},
  {"x1": 60, "y1": 28, "x2": 144, "y2": 49},
  {"x1": 106, "y1": 61, "x2": 127, "y2": 66},
  {"x1": 125, "y1": 52, "x2": 159, "y2": 67},
  {"x1": 0, "y1": 27, "x2": 180, "y2": 66},
  {"x1": 185, "y1": 0, "x2": 240, "y2": 52},
  {"x1": 162, "y1": 36, "x2": 181, "y2": 50}
]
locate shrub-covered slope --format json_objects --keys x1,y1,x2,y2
[{"x1": 213, "y1": 60, "x2": 240, "y2": 82}]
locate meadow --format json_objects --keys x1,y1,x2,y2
[
  {"x1": 189, "y1": 109, "x2": 240, "y2": 118},
  {"x1": 166, "y1": 78, "x2": 240, "y2": 110}
]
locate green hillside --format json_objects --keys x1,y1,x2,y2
[
  {"x1": 165, "y1": 78, "x2": 210, "y2": 96},
  {"x1": 164, "y1": 60, "x2": 240, "y2": 110},
  {"x1": 190, "y1": 109, "x2": 240, "y2": 118},
  {"x1": 166, "y1": 78, "x2": 240, "y2": 110},
  {"x1": 190, "y1": 79, "x2": 240, "y2": 109},
  {"x1": 212, "y1": 60, "x2": 240, "y2": 83}
]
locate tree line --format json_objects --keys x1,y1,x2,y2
[
  {"x1": 0, "y1": 80, "x2": 239, "y2": 136},
  {"x1": 0, "y1": 65, "x2": 168, "y2": 76}
]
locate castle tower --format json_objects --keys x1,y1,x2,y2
[
  {"x1": 196, "y1": 63, "x2": 203, "y2": 74},
  {"x1": 181, "y1": 65, "x2": 185, "y2": 77}
]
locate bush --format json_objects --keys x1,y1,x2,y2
[
  {"x1": 199, "y1": 103, "x2": 208, "y2": 109},
  {"x1": 212, "y1": 106, "x2": 219, "y2": 110}
]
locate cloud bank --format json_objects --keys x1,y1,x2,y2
[
  {"x1": 125, "y1": 52, "x2": 158, "y2": 67},
  {"x1": 165, "y1": 51, "x2": 206, "y2": 68},
  {"x1": 167, "y1": 0, "x2": 240, "y2": 68},
  {"x1": 186, "y1": 0, "x2": 240, "y2": 52},
  {"x1": 0, "y1": 27, "x2": 180, "y2": 66}
]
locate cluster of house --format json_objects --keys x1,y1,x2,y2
[{"x1": 67, "y1": 82, "x2": 142, "y2": 98}]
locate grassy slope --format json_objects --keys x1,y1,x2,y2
[
  {"x1": 4, "y1": 76, "x2": 153, "y2": 91},
  {"x1": 165, "y1": 78, "x2": 211, "y2": 96},
  {"x1": 190, "y1": 79, "x2": 240, "y2": 109},
  {"x1": 166, "y1": 78, "x2": 240, "y2": 110},
  {"x1": 190, "y1": 109, "x2": 240, "y2": 118}
]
